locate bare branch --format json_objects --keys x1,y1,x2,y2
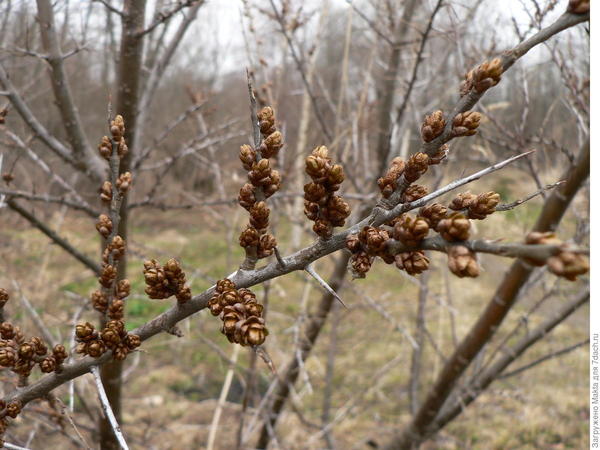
[
  {"x1": 90, "y1": 366, "x2": 129, "y2": 450},
  {"x1": 305, "y1": 264, "x2": 347, "y2": 308},
  {"x1": 6, "y1": 199, "x2": 101, "y2": 275}
]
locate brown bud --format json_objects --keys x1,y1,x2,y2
[
  {"x1": 96, "y1": 214, "x2": 113, "y2": 238},
  {"x1": 350, "y1": 251, "x2": 372, "y2": 278},
  {"x1": 449, "y1": 192, "x2": 477, "y2": 211},
  {"x1": 6, "y1": 401, "x2": 22, "y2": 418},
  {"x1": 111, "y1": 115, "x2": 125, "y2": 139},
  {"x1": 346, "y1": 234, "x2": 362, "y2": 253},
  {"x1": 87, "y1": 339, "x2": 106, "y2": 358},
  {"x1": 116, "y1": 172, "x2": 132, "y2": 193},
  {"x1": 437, "y1": 213, "x2": 471, "y2": 241},
  {"x1": 75, "y1": 322, "x2": 96, "y2": 342},
  {"x1": 98, "y1": 136, "x2": 112, "y2": 160},
  {"x1": 0, "y1": 348, "x2": 16, "y2": 367},
  {"x1": 378, "y1": 158, "x2": 405, "y2": 198},
  {"x1": 109, "y1": 235, "x2": 126, "y2": 260},
  {"x1": 100, "y1": 181, "x2": 112, "y2": 203},
  {"x1": 358, "y1": 226, "x2": 390, "y2": 256},
  {"x1": 238, "y1": 183, "x2": 256, "y2": 210},
  {"x1": 239, "y1": 144, "x2": 256, "y2": 170},
  {"x1": 447, "y1": 245, "x2": 479, "y2": 278},
  {"x1": 393, "y1": 215, "x2": 430, "y2": 247},
  {"x1": 40, "y1": 356, "x2": 57, "y2": 373},
  {"x1": 53, "y1": 344, "x2": 68, "y2": 364},
  {"x1": 419, "y1": 203, "x2": 448, "y2": 230},
  {"x1": 547, "y1": 251, "x2": 589, "y2": 281},
  {"x1": 452, "y1": 111, "x2": 482, "y2": 137},
  {"x1": 262, "y1": 130, "x2": 283, "y2": 158},
  {"x1": 421, "y1": 110, "x2": 446, "y2": 142},
  {"x1": 239, "y1": 225, "x2": 260, "y2": 248},
  {"x1": 115, "y1": 279, "x2": 131, "y2": 300},
  {"x1": 0, "y1": 322, "x2": 14, "y2": 339},
  {"x1": 395, "y1": 251, "x2": 430, "y2": 276},
  {"x1": 125, "y1": 333, "x2": 141, "y2": 350},
  {"x1": 99, "y1": 264, "x2": 117, "y2": 288},
  {"x1": 0, "y1": 288, "x2": 8, "y2": 307},
  {"x1": 404, "y1": 153, "x2": 429, "y2": 183},
  {"x1": 468, "y1": 191, "x2": 500, "y2": 219},
  {"x1": 402, "y1": 184, "x2": 428, "y2": 203}
]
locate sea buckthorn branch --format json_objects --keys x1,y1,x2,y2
[
  {"x1": 77, "y1": 115, "x2": 140, "y2": 362},
  {"x1": 238, "y1": 79, "x2": 284, "y2": 270},
  {"x1": 1, "y1": 149, "x2": 554, "y2": 410},
  {"x1": 378, "y1": 10, "x2": 588, "y2": 210},
  {"x1": 1, "y1": 9, "x2": 588, "y2": 427},
  {"x1": 0, "y1": 289, "x2": 68, "y2": 446}
]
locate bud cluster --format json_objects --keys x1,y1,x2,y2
[
  {"x1": 75, "y1": 319, "x2": 140, "y2": 360},
  {"x1": 143, "y1": 258, "x2": 192, "y2": 304},
  {"x1": 0, "y1": 314, "x2": 68, "y2": 377},
  {"x1": 421, "y1": 110, "x2": 446, "y2": 143},
  {"x1": 452, "y1": 111, "x2": 482, "y2": 137},
  {"x1": 525, "y1": 232, "x2": 589, "y2": 281},
  {"x1": 449, "y1": 191, "x2": 500, "y2": 220},
  {"x1": 378, "y1": 152, "x2": 434, "y2": 200},
  {"x1": 460, "y1": 58, "x2": 503, "y2": 96},
  {"x1": 304, "y1": 145, "x2": 351, "y2": 238},
  {"x1": 0, "y1": 108, "x2": 7, "y2": 125},
  {"x1": 0, "y1": 398, "x2": 23, "y2": 446},
  {"x1": 238, "y1": 106, "x2": 283, "y2": 260},
  {"x1": 207, "y1": 279, "x2": 268, "y2": 346}
]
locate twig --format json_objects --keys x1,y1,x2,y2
[
  {"x1": 206, "y1": 345, "x2": 241, "y2": 450},
  {"x1": 498, "y1": 338, "x2": 589, "y2": 379},
  {"x1": 92, "y1": 0, "x2": 124, "y2": 17},
  {"x1": 6, "y1": 198, "x2": 101, "y2": 275},
  {"x1": 90, "y1": 366, "x2": 129, "y2": 450},
  {"x1": 0, "y1": 188, "x2": 99, "y2": 217},
  {"x1": 496, "y1": 180, "x2": 565, "y2": 211},
  {"x1": 12, "y1": 280, "x2": 57, "y2": 346},
  {"x1": 305, "y1": 264, "x2": 347, "y2": 308}
]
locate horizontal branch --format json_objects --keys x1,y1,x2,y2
[
  {"x1": 0, "y1": 189, "x2": 100, "y2": 217},
  {"x1": 4, "y1": 150, "x2": 537, "y2": 407},
  {"x1": 385, "y1": 235, "x2": 584, "y2": 264}
]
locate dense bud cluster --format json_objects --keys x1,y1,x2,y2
[
  {"x1": 437, "y1": 213, "x2": 471, "y2": 241},
  {"x1": 346, "y1": 224, "x2": 431, "y2": 278},
  {"x1": 449, "y1": 191, "x2": 500, "y2": 220},
  {"x1": 419, "y1": 203, "x2": 448, "y2": 230},
  {"x1": 460, "y1": 58, "x2": 503, "y2": 96},
  {"x1": 525, "y1": 232, "x2": 589, "y2": 281},
  {"x1": 238, "y1": 106, "x2": 283, "y2": 260},
  {"x1": 143, "y1": 258, "x2": 192, "y2": 303},
  {"x1": 402, "y1": 184, "x2": 428, "y2": 203},
  {"x1": 207, "y1": 279, "x2": 268, "y2": 346},
  {"x1": 421, "y1": 110, "x2": 446, "y2": 143},
  {"x1": 0, "y1": 293, "x2": 68, "y2": 377},
  {"x1": 304, "y1": 145, "x2": 351, "y2": 238},
  {"x1": 378, "y1": 157, "x2": 405, "y2": 198},
  {"x1": 393, "y1": 215, "x2": 430, "y2": 247},
  {"x1": 75, "y1": 320, "x2": 140, "y2": 360},
  {"x1": 395, "y1": 251, "x2": 430, "y2": 276},
  {"x1": 452, "y1": 111, "x2": 482, "y2": 137},
  {"x1": 0, "y1": 399, "x2": 23, "y2": 446}
]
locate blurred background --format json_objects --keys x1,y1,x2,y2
[{"x1": 0, "y1": 0, "x2": 589, "y2": 448}]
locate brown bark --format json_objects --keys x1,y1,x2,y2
[
  {"x1": 385, "y1": 139, "x2": 589, "y2": 450},
  {"x1": 99, "y1": 2, "x2": 147, "y2": 449},
  {"x1": 374, "y1": 0, "x2": 418, "y2": 175}
]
